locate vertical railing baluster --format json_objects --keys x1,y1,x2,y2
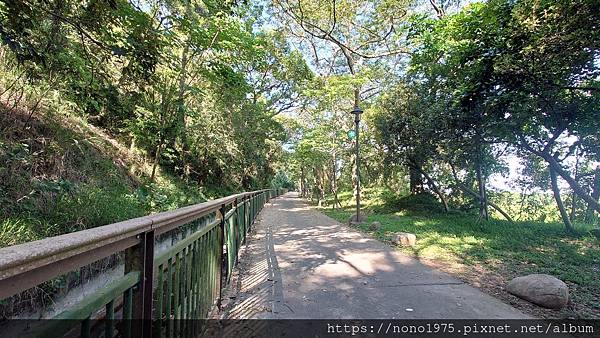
[
  {"x1": 209, "y1": 228, "x2": 216, "y2": 309},
  {"x1": 106, "y1": 299, "x2": 114, "y2": 338},
  {"x1": 187, "y1": 244, "x2": 193, "y2": 334},
  {"x1": 124, "y1": 230, "x2": 154, "y2": 338},
  {"x1": 201, "y1": 235, "x2": 208, "y2": 317},
  {"x1": 155, "y1": 265, "x2": 163, "y2": 338},
  {"x1": 166, "y1": 258, "x2": 173, "y2": 338},
  {"x1": 192, "y1": 238, "x2": 200, "y2": 336},
  {"x1": 124, "y1": 287, "x2": 133, "y2": 338},
  {"x1": 181, "y1": 246, "x2": 188, "y2": 337},
  {"x1": 81, "y1": 316, "x2": 91, "y2": 338},
  {"x1": 173, "y1": 252, "x2": 180, "y2": 336},
  {"x1": 218, "y1": 204, "x2": 226, "y2": 309}
]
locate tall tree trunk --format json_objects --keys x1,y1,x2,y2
[
  {"x1": 318, "y1": 167, "x2": 325, "y2": 206},
  {"x1": 178, "y1": 42, "x2": 190, "y2": 179},
  {"x1": 569, "y1": 147, "x2": 580, "y2": 221},
  {"x1": 550, "y1": 167, "x2": 576, "y2": 234},
  {"x1": 475, "y1": 133, "x2": 489, "y2": 221},
  {"x1": 300, "y1": 165, "x2": 306, "y2": 198},
  {"x1": 584, "y1": 166, "x2": 600, "y2": 223},
  {"x1": 176, "y1": 2, "x2": 193, "y2": 179},
  {"x1": 409, "y1": 165, "x2": 424, "y2": 194},
  {"x1": 331, "y1": 152, "x2": 341, "y2": 209},
  {"x1": 313, "y1": 167, "x2": 324, "y2": 206}
]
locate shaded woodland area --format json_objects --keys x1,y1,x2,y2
[{"x1": 0, "y1": 0, "x2": 310, "y2": 246}]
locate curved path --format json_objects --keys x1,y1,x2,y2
[{"x1": 221, "y1": 192, "x2": 528, "y2": 319}]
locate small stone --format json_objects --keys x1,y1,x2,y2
[
  {"x1": 391, "y1": 233, "x2": 416, "y2": 246},
  {"x1": 405, "y1": 308, "x2": 414, "y2": 312},
  {"x1": 507, "y1": 274, "x2": 569, "y2": 309},
  {"x1": 369, "y1": 221, "x2": 381, "y2": 231}
]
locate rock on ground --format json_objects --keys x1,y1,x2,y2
[
  {"x1": 369, "y1": 221, "x2": 381, "y2": 231},
  {"x1": 506, "y1": 274, "x2": 569, "y2": 309},
  {"x1": 392, "y1": 232, "x2": 416, "y2": 246},
  {"x1": 348, "y1": 213, "x2": 365, "y2": 225}
]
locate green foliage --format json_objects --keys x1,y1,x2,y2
[
  {"x1": 271, "y1": 170, "x2": 295, "y2": 189},
  {"x1": 368, "y1": 0, "x2": 600, "y2": 231},
  {"x1": 0, "y1": 0, "x2": 315, "y2": 249},
  {"x1": 387, "y1": 192, "x2": 446, "y2": 214}
]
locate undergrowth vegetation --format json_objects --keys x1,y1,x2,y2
[{"x1": 0, "y1": 106, "x2": 230, "y2": 248}]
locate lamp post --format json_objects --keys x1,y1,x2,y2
[{"x1": 351, "y1": 106, "x2": 363, "y2": 223}]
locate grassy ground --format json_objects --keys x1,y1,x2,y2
[{"x1": 317, "y1": 188, "x2": 600, "y2": 319}]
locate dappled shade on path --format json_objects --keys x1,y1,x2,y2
[{"x1": 222, "y1": 193, "x2": 529, "y2": 319}]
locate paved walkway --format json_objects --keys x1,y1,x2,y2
[{"x1": 221, "y1": 192, "x2": 529, "y2": 319}]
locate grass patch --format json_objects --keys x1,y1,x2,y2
[{"x1": 319, "y1": 188, "x2": 600, "y2": 318}]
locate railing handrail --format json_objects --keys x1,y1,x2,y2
[{"x1": 0, "y1": 188, "x2": 271, "y2": 297}]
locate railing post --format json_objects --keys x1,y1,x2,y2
[
  {"x1": 243, "y1": 196, "x2": 250, "y2": 240},
  {"x1": 124, "y1": 230, "x2": 155, "y2": 337},
  {"x1": 218, "y1": 204, "x2": 226, "y2": 310},
  {"x1": 242, "y1": 196, "x2": 247, "y2": 242}
]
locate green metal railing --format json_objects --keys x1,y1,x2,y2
[{"x1": 0, "y1": 188, "x2": 287, "y2": 337}]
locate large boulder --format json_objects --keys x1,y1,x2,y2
[
  {"x1": 391, "y1": 232, "x2": 416, "y2": 246},
  {"x1": 506, "y1": 274, "x2": 569, "y2": 309},
  {"x1": 369, "y1": 221, "x2": 381, "y2": 231}
]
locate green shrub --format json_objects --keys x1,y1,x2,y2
[{"x1": 387, "y1": 192, "x2": 445, "y2": 213}]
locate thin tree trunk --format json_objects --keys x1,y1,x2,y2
[
  {"x1": 523, "y1": 143, "x2": 600, "y2": 213},
  {"x1": 300, "y1": 165, "x2": 306, "y2": 198},
  {"x1": 475, "y1": 137, "x2": 489, "y2": 221},
  {"x1": 177, "y1": 2, "x2": 193, "y2": 179},
  {"x1": 8, "y1": 87, "x2": 24, "y2": 114},
  {"x1": 0, "y1": 70, "x2": 25, "y2": 97},
  {"x1": 313, "y1": 167, "x2": 321, "y2": 206},
  {"x1": 409, "y1": 161, "x2": 449, "y2": 212},
  {"x1": 150, "y1": 142, "x2": 163, "y2": 182},
  {"x1": 454, "y1": 182, "x2": 514, "y2": 222},
  {"x1": 450, "y1": 162, "x2": 512, "y2": 222},
  {"x1": 318, "y1": 167, "x2": 325, "y2": 206},
  {"x1": 569, "y1": 147, "x2": 580, "y2": 221},
  {"x1": 584, "y1": 167, "x2": 600, "y2": 223},
  {"x1": 550, "y1": 167, "x2": 576, "y2": 234},
  {"x1": 331, "y1": 152, "x2": 341, "y2": 209}
]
